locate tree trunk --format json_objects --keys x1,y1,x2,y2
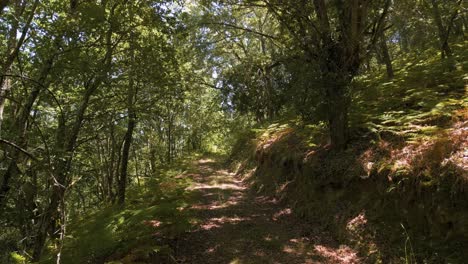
[
  {"x1": 117, "y1": 112, "x2": 136, "y2": 204},
  {"x1": 133, "y1": 148, "x2": 140, "y2": 187},
  {"x1": 325, "y1": 76, "x2": 349, "y2": 150},
  {"x1": 108, "y1": 123, "x2": 116, "y2": 201},
  {"x1": 167, "y1": 114, "x2": 173, "y2": 163},
  {"x1": 32, "y1": 29, "x2": 116, "y2": 260},
  {"x1": 149, "y1": 140, "x2": 157, "y2": 175},
  {"x1": 117, "y1": 23, "x2": 137, "y2": 204},
  {"x1": 32, "y1": 111, "x2": 67, "y2": 261},
  {"x1": 117, "y1": 95, "x2": 136, "y2": 204},
  {"x1": 430, "y1": 0, "x2": 452, "y2": 59},
  {"x1": 379, "y1": 31, "x2": 394, "y2": 79}
]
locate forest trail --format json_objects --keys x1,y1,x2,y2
[{"x1": 171, "y1": 157, "x2": 360, "y2": 264}]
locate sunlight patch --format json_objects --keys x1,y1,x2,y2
[
  {"x1": 272, "y1": 208, "x2": 292, "y2": 221},
  {"x1": 198, "y1": 158, "x2": 215, "y2": 164},
  {"x1": 199, "y1": 216, "x2": 251, "y2": 231},
  {"x1": 346, "y1": 212, "x2": 368, "y2": 232},
  {"x1": 314, "y1": 245, "x2": 360, "y2": 264},
  {"x1": 143, "y1": 220, "x2": 162, "y2": 228},
  {"x1": 187, "y1": 183, "x2": 246, "y2": 191},
  {"x1": 229, "y1": 258, "x2": 241, "y2": 264}
]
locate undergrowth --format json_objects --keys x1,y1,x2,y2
[
  {"x1": 230, "y1": 43, "x2": 468, "y2": 263},
  {"x1": 37, "y1": 154, "x2": 204, "y2": 264}
]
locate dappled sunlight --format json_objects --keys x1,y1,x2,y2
[
  {"x1": 199, "y1": 166, "x2": 215, "y2": 174},
  {"x1": 358, "y1": 149, "x2": 376, "y2": 179},
  {"x1": 229, "y1": 258, "x2": 241, "y2": 264},
  {"x1": 217, "y1": 169, "x2": 237, "y2": 177},
  {"x1": 205, "y1": 245, "x2": 219, "y2": 253},
  {"x1": 199, "y1": 222, "x2": 222, "y2": 231},
  {"x1": 190, "y1": 199, "x2": 241, "y2": 211},
  {"x1": 199, "y1": 216, "x2": 252, "y2": 231},
  {"x1": 388, "y1": 121, "x2": 466, "y2": 177},
  {"x1": 442, "y1": 121, "x2": 468, "y2": 176},
  {"x1": 143, "y1": 219, "x2": 162, "y2": 228},
  {"x1": 346, "y1": 212, "x2": 368, "y2": 232},
  {"x1": 282, "y1": 238, "x2": 310, "y2": 254},
  {"x1": 254, "y1": 195, "x2": 279, "y2": 204},
  {"x1": 191, "y1": 201, "x2": 241, "y2": 210},
  {"x1": 172, "y1": 157, "x2": 328, "y2": 263},
  {"x1": 280, "y1": 238, "x2": 323, "y2": 264},
  {"x1": 255, "y1": 127, "x2": 296, "y2": 162},
  {"x1": 390, "y1": 141, "x2": 433, "y2": 171},
  {"x1": 190, "y1": 188, "x2": 244, "y2": 210},
  {"x1": 198, "y1": 158, "x2": 216, "y2": 164},
  {"x1": 313, "y1": 245, "x2": 360, "y2": 264},
  {"x1": 272, "y1": 208, "x2": 292, "y2": 221},
  {"x1": 187, "y1": 183, "x2": 246, "y2": 191},
  {"x1": 5, "y1": 0, "x2": 466, "y2": 260}
]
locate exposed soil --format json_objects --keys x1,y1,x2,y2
[{"x1": 171, "y1": 158, "x2": 361, "y2": 264}]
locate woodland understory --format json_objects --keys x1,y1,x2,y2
[{"x1": 0, "y1": 0, "x2": 467, "y2": 263}]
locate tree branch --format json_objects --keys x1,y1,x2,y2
[
  {"x1": 365, "y1": 0, "x2": 391, "y2": 56},
  {"x1": 201, "y1": 22, "x2": 278, "y2": 40},
  {"x1": 0, "y1": 139, "x2": 37, "y2": 160}
]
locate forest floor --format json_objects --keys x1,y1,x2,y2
[{"x1": 170, "y1": 157, "x2": 360, "y2": 264}]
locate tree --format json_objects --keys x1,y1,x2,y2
[
  {"x1": 427, "y1": 0, "x2": 463, "y2": 60},
  {"x1": 31, "y1": 1, "x2": 123, "y2": 259},
  {"x1": 0, "y1": 0, "x2": 39, "y2": 134},
  {"x1": 189, "y1": 2, "x2": 289, "y2": 122},
  {"x1": 0, "y1": 0, "x2": 227, "y2": 260},
  {"x1": 260, "y1": 0, "x2": 391, "y2": 149}
]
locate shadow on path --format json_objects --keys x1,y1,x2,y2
[{"x1": 172, "y1": 158, "x2": 360, "y2": 264}]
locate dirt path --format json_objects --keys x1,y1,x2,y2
[{"x1": 172, "y1": 158, "x2": 360, "y2": 264}]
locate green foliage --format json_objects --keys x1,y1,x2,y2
[
  {"x1": 40, "y1": 156, "x2": 198, "y2": 263},
  {"x1": 351, "y1": 42, "x2": 467, "y2": 142},
  {"x1": 0, "y1": 0, "x2": 467, "y2": 261},
  {"x1": 229, "y1": 42, "x2": 468, "y2": 262},
  {"x1": 9, "y1": 252, "x2": 27, "y2": 264}
]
